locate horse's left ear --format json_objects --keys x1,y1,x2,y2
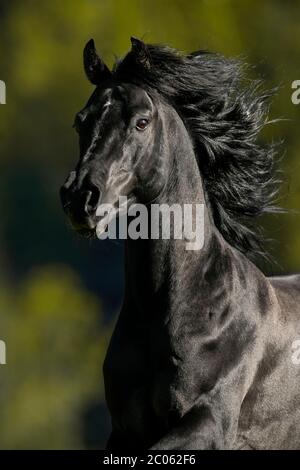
[
  {"x1": 130, "y1": 37, "x2": 151, "y2": 69},
  {"x1": 83, "y1": 39, "x2": 112, "y2": 85}
]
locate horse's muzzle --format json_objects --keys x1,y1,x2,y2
[{"x1": 60, "y1": 171, "x2": 101, "y2": 232}]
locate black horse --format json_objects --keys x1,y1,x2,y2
[{"x1": 60, "y1": 38, "x2": 300, "y2": 450}]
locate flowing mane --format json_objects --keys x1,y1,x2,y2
[{"x1": 114, "y1": 42, "x2": 281, "y2": 260}]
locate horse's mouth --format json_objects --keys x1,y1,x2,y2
[
  {"x1": 75, "y1": 226, "x2": 97, "y2": 239},
  {"x1": 68, "y1": 194, "x2": 136, "y2": 239}
]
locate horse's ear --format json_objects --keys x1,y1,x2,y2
[
  {"x1": 83, "y1": 39, "x2": 111, "y2": 85},
  {"x1": 130, "y1": 37, "x2": 151, "y2": 69}
]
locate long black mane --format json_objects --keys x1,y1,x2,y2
[{"x1": 114, "y1": 43, "x2": 281, "y2": 260}]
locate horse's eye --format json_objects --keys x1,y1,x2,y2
[{"x1": 136, "y1": 118, "x2": 149, "y2": 131}]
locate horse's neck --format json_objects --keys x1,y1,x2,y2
[
  {"x1": 124, "y1": 123, "x2": 267, "y2": 321},
  {"x1": 125, "y1": 139, "x2": 231, "y2": 315}
]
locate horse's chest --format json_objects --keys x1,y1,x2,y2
[{"x1": 104, "y1": 327, "x2": 194, "y2": 437}]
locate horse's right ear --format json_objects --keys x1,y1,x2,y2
[
  {"x1": 130, "y1": 37, "x2": 151, "y2": 69},
  {"x1": 83, "y1": 39, "x2": 112, "y2": 85}
]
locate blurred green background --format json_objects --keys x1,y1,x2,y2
[{"x1": 0, "y1": 0, "x2": 299, "y2": 449}]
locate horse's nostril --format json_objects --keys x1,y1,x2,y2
[
  {"x1": 60, "y1": 171, "x2": 77, "y2": 209},
  {"x1": 84, "y1": 185, "x2": 101, "y2": 214}
]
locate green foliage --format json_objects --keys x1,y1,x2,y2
[{"x1": 0, "y1": 265, "x2": 108, "y2": 449}]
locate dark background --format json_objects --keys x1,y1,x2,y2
[{"x1": 0, "y1": 0, "x2": 299, "y2": 449}]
